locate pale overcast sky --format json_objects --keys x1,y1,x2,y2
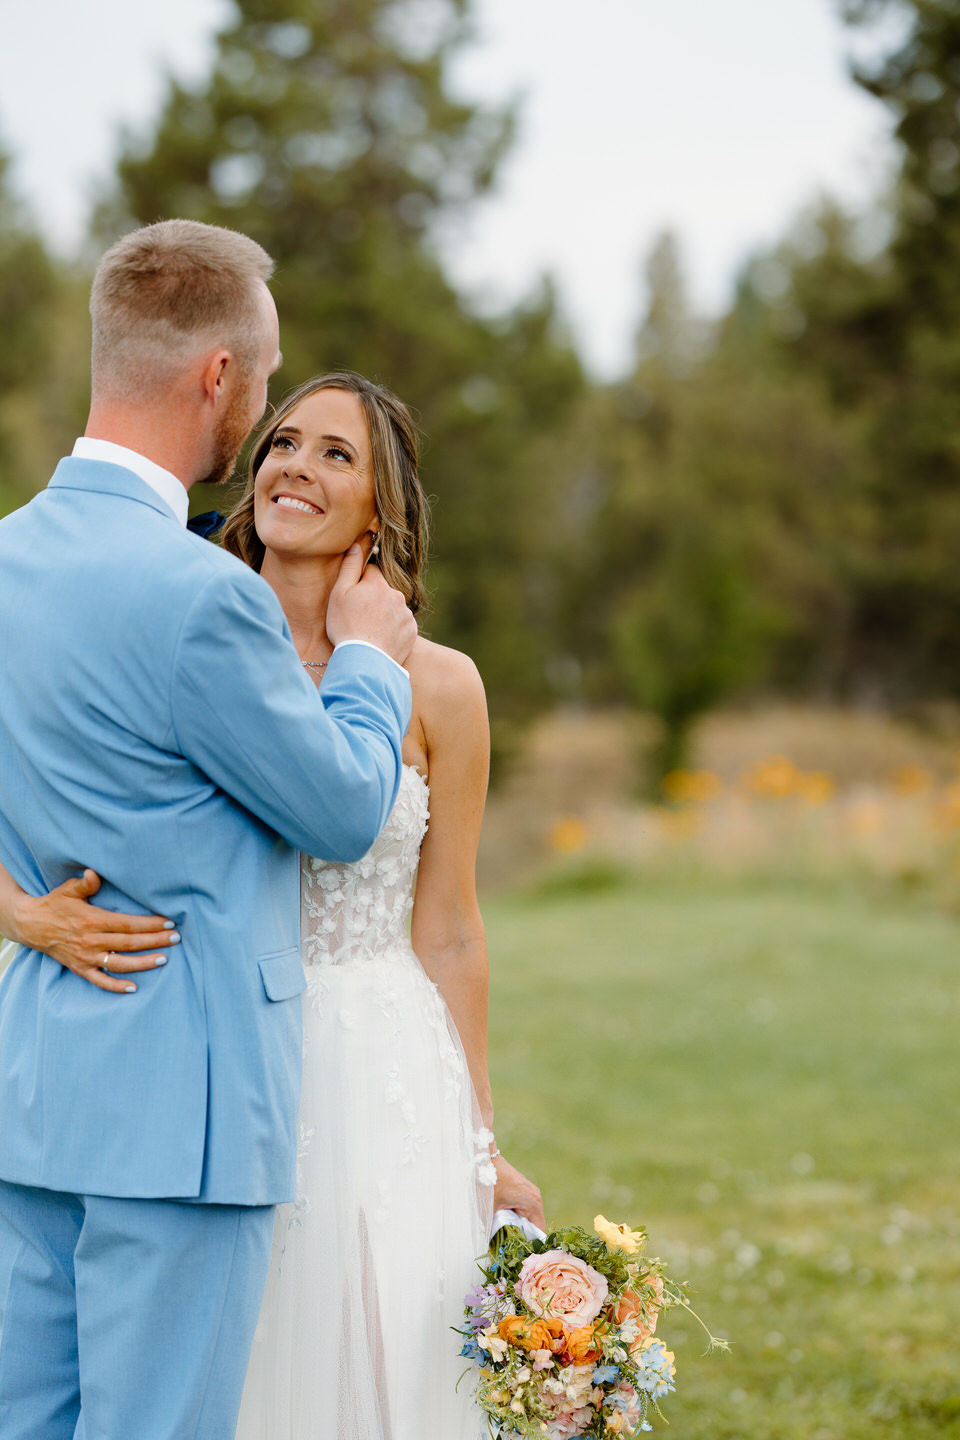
[{"x1": 0, "y1": 0, "x2": 897, "y2": 375}]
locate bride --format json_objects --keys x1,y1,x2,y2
[{"x1": 0, "y1": 370, "x2": 543, "y2": 1439}]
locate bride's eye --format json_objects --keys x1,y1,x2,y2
[
  {"x1": 325, "y1": 446, "x2": 352, "y2": 463},
  {"x1": 270, "y1": 433, "x2": 295, "y2": 451}
]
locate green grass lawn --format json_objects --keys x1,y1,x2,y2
[{"x1": 484, "y1": 876, "x2": 960, "y2": 1439}]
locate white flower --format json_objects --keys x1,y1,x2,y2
[{"x1": 478, "y1": 1328, "x2": 508, "y2": 1362}]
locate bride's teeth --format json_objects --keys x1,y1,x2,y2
[{"x1": 275, "y1": 495, "x2": 320, "y2": 515}]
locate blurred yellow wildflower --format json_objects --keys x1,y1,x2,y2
[
  {"x1": 661, "y1": 769, "x2": 723, "y2": 805},
  {"x1": 549, "y1": 816, "x2": 589, "y2": 854},
  {"x1": 742, "y1": 755, "x2": 800, "y2": 798},
  {"x1": 934, "y1": 781, "x2": 960, "y2": 830},
  {"x1": 795, "y1": 770, "x2": 835, "y2": 805},
  {"x1": 890, "y1": 764, "x2": 933, "y2": 796}
]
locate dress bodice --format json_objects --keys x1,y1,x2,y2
[{"x1": 300, "y1": 765, "x2": 428, "y2": 968}]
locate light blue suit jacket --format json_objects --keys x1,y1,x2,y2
[{"x1": 0, "y1": 457, "x2": 411, "y2": 1204}]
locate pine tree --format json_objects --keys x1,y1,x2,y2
[
  {"x1": 0, "y1": 150, "x2": 63, "y2": 509},
  {"x1": 795, "y1": 1, "x2": 960, "y2": 698},
  {"x1": 97, "y1": 0, "x2": 582, "y2": 721}
]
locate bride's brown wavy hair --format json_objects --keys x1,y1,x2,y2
[{"x1": 221, "y1": 371, "x2": 429, "y2": 615}]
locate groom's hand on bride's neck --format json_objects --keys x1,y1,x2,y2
[{"x1": 326, "y1": 542, "x2": 417, "y2": 667}]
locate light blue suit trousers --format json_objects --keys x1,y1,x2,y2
[{"x1": 0, "y1": 1180, "x2": 274, "y2": 1440}]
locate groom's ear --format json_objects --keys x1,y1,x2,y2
[{"x1": 199, "y1": 350, "x2": 232, "y2": 406}]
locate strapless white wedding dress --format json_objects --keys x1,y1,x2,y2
[{"x1": 236, "y1": 765, "x2": 493, "y2": 1440}]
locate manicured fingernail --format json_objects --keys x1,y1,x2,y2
[
  {"x1": 347, "y1": 543, "x2": 361, "y2": 554},
  {"x1": 125, "y1": 985, "x2": 137, "y2": 993},
  {"x1": 163, "y1": 921, "x2": 176, "y2": 930},
  {"x1": 169, "y1": 932, "x2": 181, "y2": 943},
  {"x1": 155, "y1": 956, "x2": 168, "y2": 966}
]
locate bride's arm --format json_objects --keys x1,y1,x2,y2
[
  {"x1": 0, "y1": 862, "x2": 178, "y2": 994},
  {"x1": 408, "y1": 642, "x2": 545, "y2": 1228}
]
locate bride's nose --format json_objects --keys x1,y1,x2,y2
[{"x1": 280, "y1": 452, "x2": 311, "y2": 482}]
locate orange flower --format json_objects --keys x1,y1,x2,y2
[
  {"x1": 565, "y1": 1324, "x2": 603, "y2": 1363},
  {"x1": 498, "y1": 1315, "x2": 535, "y2": 1348},
  {"x1": 615, "y1": 1275, "x2": 664, "y2": 1349},
  {"x1": 498, "y1": 1315, "x2": 566, "y2": 1353}
]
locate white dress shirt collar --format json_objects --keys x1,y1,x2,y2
[{"x1": 71, "y1": 438, "x2": 189, "y2": 528}]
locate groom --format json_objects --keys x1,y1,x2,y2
[{"x1": 0, "y1": 220, "x2": 416, "y2": 1439}]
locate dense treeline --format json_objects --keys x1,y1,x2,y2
[{"x1": 1, "y1": 0, "x2": 958, "y2": 770}]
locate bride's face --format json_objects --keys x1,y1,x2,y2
[{"x1": 254, "y1": 389, "x2": 378, "y2": 561}]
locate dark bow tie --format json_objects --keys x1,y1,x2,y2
[{"x1": 186, "y1": 510, "x2": 226, "y2": 539}]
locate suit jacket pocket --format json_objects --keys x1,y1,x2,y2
[{"x1": 258, "y1": 947, "x2": 307, "y2": 1002}]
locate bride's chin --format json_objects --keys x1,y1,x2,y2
[{"x1": 261, "y1": 537, "x2": 342, "y2": 566}]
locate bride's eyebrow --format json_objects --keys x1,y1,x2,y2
[{"x1": 321, "y1": 434, "x2": 358, "y2": 457}]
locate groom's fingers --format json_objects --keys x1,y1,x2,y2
[
  {"x1": 328, "y1": 542, "x2": 417, "y2": 663},
  {"x1": 330, "y1": 540, "x2": 365, "y2": 593}
]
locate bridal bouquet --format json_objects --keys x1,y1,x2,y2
[{"x1": 459, "y1": 1214, "x2": 725, "y2": 1438}]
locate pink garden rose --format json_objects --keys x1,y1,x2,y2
[
  {"x1": 543, "y1": 1407, "x2": 594, "y2": 1439},
  {"x1": 517, "y1": 1251, "x2": 609, "y2": 1330}
]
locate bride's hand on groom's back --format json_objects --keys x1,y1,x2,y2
[
  {"x1": 492, "y1": 1155, "x2": 546, "y2": 1231},
  {"x1": 327, "y1": 542, "x2": 417, "y2": 666},
  {"x1": 13, "y1": 869, "x2": 179, "y2": 995}
]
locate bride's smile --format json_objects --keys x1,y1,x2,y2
[{"x1": 273, "y1": 493, "x2": 324, "y2": 515}]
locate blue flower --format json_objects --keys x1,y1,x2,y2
[
  {"x1": 592, "y1": 1365, "x2": 620, "y2": 1384},
  {"x1": 460, "y1": 1338, "x2": 484, "y2": 1362},
  {"x1": 636, "y1": 1339, "x2": 677, "y2": 1400}
]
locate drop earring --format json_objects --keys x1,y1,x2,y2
[{"x1": 370, "y1": 532, "x2": 381, "y2": 558}]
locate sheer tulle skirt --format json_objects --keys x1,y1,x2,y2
[{"x1": 235, "y1": 945, "x2": 492, "y2": 1440}]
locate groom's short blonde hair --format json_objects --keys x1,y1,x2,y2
[{"x1": 90, "y1": 219, "x2": 274, "y2": 402}]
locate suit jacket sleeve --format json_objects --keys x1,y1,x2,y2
[{"x1": 169, "y1": 564, "x2": 411, "y2": 859}]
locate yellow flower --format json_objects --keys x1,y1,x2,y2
[
  {"x1": 594, "y1": 1215, "x2": 642, "y2": 1254},
  {"x1": 890, "y1": 763, "x2": 932, "y2": 796},
  {"x1": 795, "y1": 770, "x2": 834, "y2": 805},
  {"x1": 662, "y1": 769, "x2": 722, "y2": 805},
  {"x1": 742, "y1": 754, "x2": 799, "y2": 798},
  {"x1": 550, "y1": 816, "x2": 589, "y2": 854}
]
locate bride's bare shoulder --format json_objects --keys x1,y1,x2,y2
[{"x1": 406, "y1": 637, "x2": 487, "y2": 727}]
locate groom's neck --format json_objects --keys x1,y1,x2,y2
[{"x1": 84, "y1": 398, "x2": 208, "y2": 492}]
